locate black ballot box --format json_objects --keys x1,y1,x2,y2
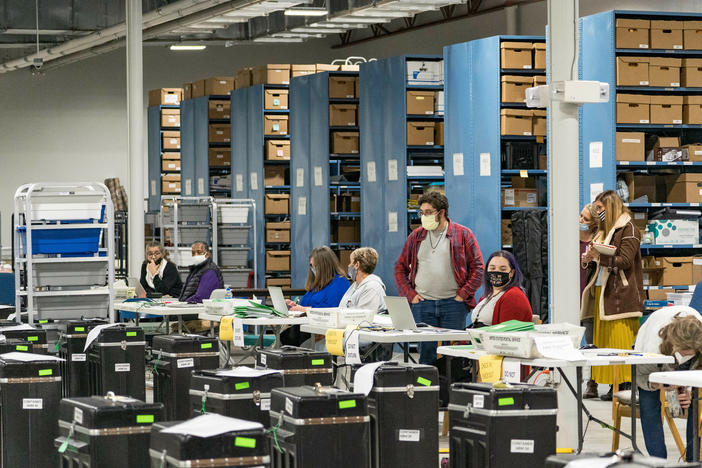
[
  {"x1": 257, "y1": 346, "x2": 333, "y2": 386},
  {"x1": 87, "y1": 324, "x2": 146, "y2": 400}
]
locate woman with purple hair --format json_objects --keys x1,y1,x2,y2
[{"x1": 470, "y1": 250, "x2": 533, "y2": 327}]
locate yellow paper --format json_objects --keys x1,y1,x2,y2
[
  {"x1": 325, "y1": 328, "x2": 345, "y2": 356},
  {"x1": 520, "y1": 169, "x2": 528, "y2": 178},
  {"x1": 219, "y1": 316, "x2": 233, "y2": 341},
  {"x1": 478, "y1": 355, "x2": 504, "y2": 383}
]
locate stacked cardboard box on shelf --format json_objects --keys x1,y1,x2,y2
[
  {"x1": 266, "y1": 140, "x2": 290, "y2": 160},
  {"x1": 329, "y1": 104, "x2": 357, "y2": 126},
  {"x1": 264, "y1": 89, "x2": 289, "y2": 110},
  {"x1": 332, "y1": 132, "x2": 359, "y2": 153},
  {"x1": 329, "y1": 76, "x2": 358, "y2": 99},
  {"x1": 616, "y1": 19, "x2": 702, "y2": 50},
  {"x1": 266, "y1": 222, "x2": 290, "y2": 243},
  {"x1": 149, "y1": 88, "x2": 183, "y2": 106},
  {"x1": 500, "y1": 110, "x2": 546, "y2": 136},
  {"x1": 253, "y1": 64, "x2": 291, "y2": 85},
  {"x1": 162, "y1": 131, "x2": 181, "y2": 149},
  {"x1": 406, "y1": 91, "x2": 435, "y2": 114},
  {"x1": 160, "y1": 108, "x2": 180, "y2": 127},
  {"x1": 407, "y1": 122, "x2": 436, "y2": 145},
  {"x1": 162, "y1": 154, "x2": 181, "y2": 172},
  {"x1": 208, "y1": 100, "x2": 230, "y2": 120},
  {"x1": 208, "y1": 149, "x2": 231, "y2": 167},
  {"x1": 266, "y1": 250, "x2": 291, "y2": 271}
]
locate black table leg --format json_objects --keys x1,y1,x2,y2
[
  {"x1": 403, "y1": 343, "x2": 409, "y2": 363},
  {"x1": 630, "y1": 364, "x2": 639, "y2": 452},
  {"x1": 576, "y1": 366, "x2": 583, "y2": 454},
  {"x1": 693, "y1": 387, "x2": 699, "y2": 461}
]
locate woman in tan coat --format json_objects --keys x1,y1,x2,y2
[{"x1": 581, "y1": 190, "x2": 643, "y2": 400}]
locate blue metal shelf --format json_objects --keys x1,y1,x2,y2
[
  {"x1": 502, "y1": 206, "x2": 548, "y2": 211},
  {"x1": 209, "y1": 142, "x2": 230, "y2": 147},
  {"x1": 331, "y1": 212, "x2": 361, "y2": 218},
  {"x1": 180, "y1": 97, "x2": 210, "y2": 198},
  {"x1": 616, "y1": 123, "x2": 702, "y2": 130},
  {"x1": 264, "y1": 185, "x2": 290, "y2": 190},
  {"x1": 263, "y1": 109, "x2": 289, "y2": 114},
  {"x1": 330, "y1": 242, "x2": 361, "y2": 249},
  {"x1": 617, "y1": 86, "x2": 702, "y2": 93},
  {"x1": 500, "y1": 69, "x2": 546, "y2": 75},
  {"x1": 407, "y1": 145, "x2": 444, "y2": 151},
  {"x1": 406, "y1": 175, "x2": 445, "y2": 180},
  {"x1": 330, "y1": 153, "x2": 360, "y2": 159},
  {"x1": 502, "y1": 170, "x2": 547, "y2": 175},
  {"x1": 406, "y1": 114, "x2": 444, "y2": 120},
  {"x1": 616, "y1": 48, "x2": 702, "y2": 56},
  {"x1": 501, "y1": 135, "x2": 546, "y2": 141},
  {"x1": 264, "y1": 135, "x2": 290, "y2": 139},
  {"x1": 330, "y1": 126, "x2": 359, "y2": 131},
  {"x1": 263, "y1": 160, "x2": 290, "y2": 165},
  {"x1": 625, "y1": 202, "x2": 701, "y2": 208},
  {"x1": 618, "y1": 161, "x2": 702, "y2": 167},
  {"x1": 329, "y1": 98, "x2": 359, "y2": 104},
  {"x1": 406, "y1": 84, "x2": 444, "y2": 91},
  {"x1": 644, "y1": 285, "x2": 697, "y2": 290}
]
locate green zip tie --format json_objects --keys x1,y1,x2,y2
[
  {"x1": 266, "y1": 424, "x2": 284, "y2": 454},
  {"x1": 153, "y1": 351, "x2": 161, "y2": 376},
  {"x1": 54, "y1": 336, "x2": 62, "y2": 352},
  {"x1": 58, "y1": 423, "x2": 75, "y2": 454}
]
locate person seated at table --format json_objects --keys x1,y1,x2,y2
[
  {"x1": 179, "y1": 241, "x2": 224, "y2": 304},
  {"x1": 139, "y1": 242, "x2": 183, "y2": 298},
  {"x1": 286, "y1": 246, "x2": 350, "y2": 311},
  {"x1": 634, "y1": 306, "x2": 702, "y2": 461},
  {"x1": 470, "y1": 250, "x2": 532, "y2": 328},
  {"x1": 339, "y1": 247, "x2": 386, "y2": 313}
]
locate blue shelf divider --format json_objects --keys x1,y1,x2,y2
[
  {"x1": 180, "y1": 97, "x2": 210, "y2": 198},
  {"x1": 147, "y1": 106, "x2": 161, "y2": 211}
]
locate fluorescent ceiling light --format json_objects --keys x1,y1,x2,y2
[
  {"x1": 253, "y1": 37, "x2": 304, "y2": 42},
  {"x1": 348, "y1": 10, "x2": 411, "y2": 18},
  {"x1": 292, "y1": 27, "x2": 346, "y2": 33},
  {"x1": 170, "y1": 44, "x2": 207, "y2": 50},
  {"x1": 284, "y1": 6, "x2": 328, "y2": 16},
  {"x1": 324, "y1": 17, "x2": 392, "y2": 24}
]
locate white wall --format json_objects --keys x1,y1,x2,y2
[{"x1": 0, "y1": 0, "x2": 701, "y2": 249}]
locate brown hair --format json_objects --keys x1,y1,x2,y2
[
  {"x1": 351, "y1": 247, "x2": 379, "y2": 274},
  {"x1": 595, "y1": 190, "x2": 630, "y2": 237},
  {"x1": 144, "y1": 242, "x2": 169, "y2": 261},
  {"x1": 418, "y1": 191, "x2": 449, "y2": 217},
  {"x1": 305, "y1": 246, "x2": 346, "y2": 292},
  {"x1": 659, "y1": 314, "x2": 702, "y2": 368}
]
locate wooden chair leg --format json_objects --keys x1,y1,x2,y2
[
  {"x1": 612, "y1": 410, "x2": 622, "y2": 451},
  {"x1": 664, "y1": 408, "x2": 686, "y2": 458}
]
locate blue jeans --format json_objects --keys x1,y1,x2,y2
[
  {"x1": 411, "y1": 298, "x2": 468, "y2": 365},
  {"x1": 639, "y1": 387, "x2": 695, "y2": 461}
]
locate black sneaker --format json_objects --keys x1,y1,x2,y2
[{"x1": 600, "y1": 385, "x2": 613, "y2": 401}]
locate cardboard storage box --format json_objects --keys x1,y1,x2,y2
[
  {"x1": 236, "y1": 67, "x2": 253, "y2": 89},
  {"x1": 160, "y1": 108, "x2": 180, "y2": 127},
  {"x1": 649, "y1": 220, "x2": 699, "y2": 245},
  {"x1": 208, "y1": 148, "x2": 230, "y2": 167},
  {"x1": 264, "y1": 194, "x2": 289, "y2": 214},
  {"x1": 533, "y1": 42, "x2": 546, "y2": 69},
  {"x1": 500, "y1": 42, "x2": 532, "y2": 69},
  {"x1": 532, "y1": 110, "x2": 546, "y2": 137},
  {"x1": 149, "y1": 88, "x2": 183, "y2": 106},
  {"x1": 533, "y1": 75, "x2": 546, "y2": 87},
  {"x1": 501, "y1": 219, "x2": 513, "y2": 245},
  {"x1": 685, "y1": 144, "x2": 702, "y2": 162},
  {"x1": 695, "y1": 256, "x2": 702, "y2": 283},
  {"x1": 252, "y1": 64, "x2": 291, "y2": 85},
  {"x1": 329, "y1": 104, "x2": 357, "y2": 126},
  {"x1": 161, "y1": 174, "x2": 181, "y2": 194},
  {"x1": 407, "y1": 122, "x2": 436, "y2": 146},
  {"x1": 650, "y1": 95, "x2": 683, "y2": 124},
  {"x1": 208, "y1": 100, "x2": 230, "y2": 120},
  {"x1": 632, "y1": 211, "x2": 649, "y2": 234},
  {"x1": 329, "y1": 76, "x2": 357, "y2": 98},
  {"x1": 266, "y1": 250, "x2": 290, "y2": 271},
  {"x1": 684, "y1": 95, "x2": 702, "y2": 124},
  {"x1": 436, "y1": 121, "x2": 444, "y2": 146},
  {"x1": 616, "y1": 18, "x2": 650, "y2": 49},
  {"x1": 501, "y1": 109, "x2": 532, "y2": 135},
  {"x1": 266, "y1": 140, "x2": 290, "y2": 160},
  {"x1": 682, "y1": 58, "x2": 702, "y2": 87},
  {"x1": 650, "y1": 20, "x2": 683, "y2": 50},
  {"x1": 264, "y1": 89, "x2": 289, "y2": 110},
  {"x1": 616, "y1": 57, "x2": 649, "y2": 86},
  {"x1": 653, "y1": 147, "x2": 689, "y2": 162},
  {"x1": 658, "y1": 257, "x2": 694, "y2": 285},
  {"x1": 266, "y1": 221, "x2": 291, "y2": 243},
  {"x1": 406, "y1": 60, "x2": 443, "y2": 84},
  {"x1": 267, "y1": 277, "x2": 291, "y2": 288},
  {"x1": 162, "y1": 131, "x2": 181, "y2": 149},
  {"x1": 502, "y1": 188, "x2": 538, "y2": 207},
  {"x1": 292, "y1": 64, "x2": 316, "y2": 78},
  {"x1": 208, "y1": 124, "x2": 231, "y2": 143},
  {"x1": 264, "y1": 166, "x2": 286, "y2": 186},
  {"x1": 616, "y1": 132, "x2": 645, "y2": 161},
  {"x1": 616, "y1": 94, "x2": 650, "y2": 124},
  {"x1": 501, "y1": 75, "x2": 532, "y2": 103},
  {"x1": 191, "y1": 79, "x2": 205, "y2": 98},
  {"x1": 406, "y1": 90, "x2": 435, "y2": 114},
  {"x1": 264, "y1": 115, "x2": 289, "y2": 135},
  {"x1": 667, "y1": 173, "x2": 702, "y2": 203},
  {"x1": 435, "y1": 90, "x2": 444, "y2": 115},
  {"x1": 332, "y1": 132, "x2": 359, "y2": 154},
  {"x1": 539, "y1": 154, "x2": 547, "y2": 170},
  {"x1": 204, "y1": 77, "x2": 234, "y2": 96},
  {"x1": 336, "y1": 250, "x2": 353, "y2": 267},
  {"x1": 333, "y1": 220, "x2": 361, "y2": 243},
  {"x1": 649, "y1": 57, "x2": 681, "y2": 87},
  {"x1": 161, "y1": 158, "x2": 181, "y2": 172},
  {"x1": 684, "y1": 21, "x2": 702, "y2": 50},
  {"x1": 317, "y1": 64, "x2": 340, "y2": 72},
  {"x1": 183, "y1": 83, "x2": 192, "y2": 100}
]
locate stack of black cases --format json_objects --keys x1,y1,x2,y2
[
  {"x1": 0, "y1": 354, "x2": 61, "y2": 467},
  {"x1": 257, "y1": 346, "x2": 333, "y2": 386},
  {"x1": 545, "y1": 452, "x2": 701, "y2": 467},
  {"x1": 55, "y1": 395, "x2": 163, "y2": 467},
  {"x1": 0, "y1": 337, "x2": 32, "y2": 354},
  {"x1": 189, "y1": 367, "x2": 284, "y2": 424},
  {"x1": 269, "y1": 386, "x2": 371, "y2": 468},
  {"x1": 448, "y1": 382, "x2": 557, "y2": 468},
  {"x1": 150, "y1": 418, "x2": 270, "y2": 467},
  {"x1": 152, "y1": 334, "x2": 219, "y2": 420},
  {"x1": 87, "y1": 324, "x2": 146, "y2": 400},
  {"x1": 0, "y1": 324, "x2": 48, "y2": 354},
  {"x1": 362, "y1": 362, "x2": 439, "y2": 468},
  {"x1": 58, "y1": 319, "x2": 107, "y2": 397}
]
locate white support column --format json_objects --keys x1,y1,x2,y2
[
  {"x1": 547, "y1": 0, "x2": 580, "y2": 450},
  {"x1": 126, "y1": 0, "x2": 144, "y2": 278}
]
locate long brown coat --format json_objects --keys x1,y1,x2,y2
[{"x1": 580, "y1": 212, "x2": 644, "y2": 321}]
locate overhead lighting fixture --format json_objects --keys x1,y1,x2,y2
[
  {"x1": 253, "y1": 37, "x2": 304, "y2": 42},
  {"x1": 284, "y1": 6, "x2": 328, "y2": 16},
  {"x1": 292, "y1": 27, "x2": 346, "y2": 34},
  {"x1": 169, "y1": 44, "x2": 207, "y2": 51}
]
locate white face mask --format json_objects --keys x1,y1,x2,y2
[
  {"x1": 674, "y1": 352, "x2": 694, "y2": 365},
  {"x1": 421, "y1": 214, "x2": 439, "y2": 231},
  {"x1": 191, "y1": 255, "x2": 207, "y2": 266}
]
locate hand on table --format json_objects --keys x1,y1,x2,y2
[{"x1": 285, "y1": 299, "x2": 297, "y2": 309}]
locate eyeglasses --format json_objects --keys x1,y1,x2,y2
[
  {"x1": 418, "y1": 209, "x2": 438, "y2": 217},
  {"x1": 147, "y1": 252, "x2": 161, "y2": 258}
]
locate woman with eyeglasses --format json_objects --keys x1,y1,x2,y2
[
  {"x1": 287, "y1": 246, "x2": 350, "y2": 312},
  {"x1": 139, "y1": 242, "x2": 183, "y2": 297}
]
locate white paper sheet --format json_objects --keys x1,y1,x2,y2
[
  {"x1": 232, "y1": 318, "x2": 245, "y2": 347},
  {"x1": 388, "y1": 211, "x2": 398, "y2": 233},
  {"x1": 590, "y1": 182, "x2": 604, "y2": 203},
  {"x1": 367, "y1": 162, "x2": 377, "y2": 182},
  {"x1": 589, "y1": 141, "x2": 603, "y2": 169},
  {"x1": 235, "y1": 174, "x2": 244, "y2": 192},
  {"x1": 297, "y1": 197, "x2": 307, "y2": 216},
  {"x1": 387, "y1": 160, "x2": 398, "y2": 181},
  {"x1": 479, "y1": 153, "x2": 491, "y2": 177},
  {"x1": 502, "y1": 359, "x2": 521, "y2": 383},
  {"x1": 565, "y1": 455, "x2": 619, "y2": 468},
  {"x1": 161, "y1": 413, "x2": 263, "y2": 438},
  {"x1": 0, "y1": 324, "x2": 35, "y2": 332},
  {"x1": 453, "y1": 153, "x2": 464, "y2": 176},
  {"x1": 314, "y1": 166, "x2": 323, "y2": 186},
  {"x1": 345, "y1": 329, "x2": 362, "y2": 365},
  {"x1": 216, "y1": 366, "x2": 282, "y2": 378},
  {"x1": 0, "y1": 351, "x2": 64, "y2": 362},
  {"x1": 83, "y1": 323, "x2": 121, "y2": 351},
  {"x1": 250, "y1": 172, "x2": 258, "y2": 191},
  {"x1": 533, "y1": 335, "x2": 584, "y2": 361},
  {"x1": 296, "y1": 168, "x2": 304, "y2": 187},
  {"x1": 353, "y1": 361, "x2": 386, "y2": 395}
]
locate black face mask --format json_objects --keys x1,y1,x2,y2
[{"x1": 487, "y1": 271, "x2": 510, "y2": 288}]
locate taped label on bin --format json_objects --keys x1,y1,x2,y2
[
  {"x1": 325, "y1": 329, "x2": 345, "y2": 356},
  {"x1": 23, "y1": 398, "x2": 42, "y2": 410},
  {"x1": 115, "y1": 363, "x2": 131, "y2": 372},
  {"x1": 398, "y1": 429, "x2": 421, "y2": 442},
  {"x1": 510, "y1": 439, "x2": 534, "y2": 453},
  {"x1": 177, "y1": 358, "x2": 194, "y2": 368},
  {"x1": 220, "y1": 316, "x2": 246, "y2": 345},
  {"x1": 71, "y1": 353, "x2": 86, "y2": 362},
  {"x1": 344, "y1": 327, "x2": 361, "y2": 365}
]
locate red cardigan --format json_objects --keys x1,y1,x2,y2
[{"x1": 481, "y1": 286, "x2": 533, "y2": 325}]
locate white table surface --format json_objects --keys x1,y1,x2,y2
[
  {"x1": 649, "y1": 370, "x2": 702, "y2": 387},
  {"x1": 436, "y1": 345, "x2": 674, "y2": 367},
  {"x1": 115, "y1": 302, "x2": 206, "y2": 316},
  {"x1": 198, "y1": 313, "x2": 308, "y2": 326},
  {"x1": 301, "y1": 324, "x2": 471, "y2": 343}
]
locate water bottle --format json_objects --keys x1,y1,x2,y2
[{"x1": 224, "y1": 287, "x2": 232, "y2": 300}]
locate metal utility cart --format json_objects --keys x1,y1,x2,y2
[
  {"x1": 14, "y1": 182, "x2": 115, "y2": 324},
  {"x1": 160, "y1": 196, "x2": 214, "y2": 278}
]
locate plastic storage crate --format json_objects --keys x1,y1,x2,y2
[
  {"x1": 219, "y1": 248, "x2": 249, "y2": 267},
  {"x1": 219, "y1": 205, "x2": 250, "y2": 224},
  {"x1": 34, "y1": 294, "x2": 109, "y2": 320},
  {"x1": 501, "y1": 141, "x2": 541, "y2": 169},
  {"x1": 222, "y1": 269, "x2": 251, "y2": 288},
  {"x1": 173, "y1": 226, "x2": 210, "y2": 245},
  {"x1": 219, "y1": 226, "x2": 251, "y2": 245},
  {"x1": 162, "y1": 204, "x2": 210, "y2": 224},
  {"x1": 19, "y1": 226, "x2": 102, "y2": 255},
  {"x1": 32, "y1": 261, "x2": 107, "y2": 287}
]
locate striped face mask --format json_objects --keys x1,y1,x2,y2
[{"x1": 598, "y1": 210, "x2": 606, "y2": 222}]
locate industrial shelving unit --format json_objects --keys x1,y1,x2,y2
[
  {"x1": 580, "y1": 10, "x2": 702, "y2": 298},
  {"x1": 290, "y1": 71, "x2": 360, "y2": 287},
  {"x1": 147, "y1": 103, "x2": 182, "y2": 212},
  {"x1": 13, "y1": 182, "x2": 115, "y2": 323},
  {"x1": 231, "y1": 84, "x2": 291, "y2": 288},
  {"x1": 359, "y1": 55, "x2": 444, "y2": 295},
  {"x1": 160, "y1": 196, "x2": 215, "y2": 276}
]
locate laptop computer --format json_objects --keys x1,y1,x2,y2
[
  {"x1": 385, "y1": 296, "x2": 417, "y2": 330},
  {"x1": 267, "y1": 286, "x2": 289, "y2": 315}
]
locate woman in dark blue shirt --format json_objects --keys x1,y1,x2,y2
[{"x1": 288, "y1": 246, "x2": 350, "y2": 310}]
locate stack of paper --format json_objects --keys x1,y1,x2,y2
[
  {"x1": 233, "y1": 301, "x2": 287, "y2": 318},
  {"x1": 480, "y1": 320, "x2": 535, "y2": 333}
]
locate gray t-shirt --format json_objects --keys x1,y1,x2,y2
[{"x1": 414, "y1": 228, "x2": 459, "y2": 300}]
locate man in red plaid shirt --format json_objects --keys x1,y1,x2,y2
[{"x1": 394, "y1": 192, "x2": 484, "y2": 364}]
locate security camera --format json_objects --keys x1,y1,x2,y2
[{"x1": 32, "y1": 57, "x2": 43, "y2": 69}]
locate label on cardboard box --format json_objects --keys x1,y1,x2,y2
[
  {"x1": 526, "y1": 193, "x2": 537, "y2": 204},
  {"x1": 505, "y1": 189, "x2": 515, "y2": 206},
  {"x1": 623, "y1": 138, "x2": 641, "y2": 143}
]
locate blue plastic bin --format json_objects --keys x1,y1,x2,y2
[{"x1": 18, "y1": 227, "x2": 102, "y2": 255}]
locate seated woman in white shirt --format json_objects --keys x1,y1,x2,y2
[{"x1": 338, "y1": 247, "x2": 387, "y2": 313}]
